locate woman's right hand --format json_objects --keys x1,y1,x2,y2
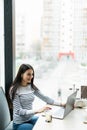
[{"x1": 36, "y1": 106, "x2": 52, "y2": 114}]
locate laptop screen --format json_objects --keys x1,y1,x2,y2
[{"x1": 64, "y1": 91, "x2": 77, "y2": 117}]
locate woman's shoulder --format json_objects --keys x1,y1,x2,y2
[{"x1": 9, "y1": 85, "x2": 20, "y2": 94}]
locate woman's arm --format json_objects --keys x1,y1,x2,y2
[
  {"x1": 9, "y1": 86, "x2": 35, "y2": 115},
  {"x1": 13, "y1": 93, "x2": 36, "y2": 116},
  {"x1": 34, "y1": 89, "x2": 65, "y2": 107},
  {"x1": 13, "y1": 92, "x2": 51, "y2": 115},
  {"x1": 34, "y1": 90, "x2": 60, "y2": 105}
]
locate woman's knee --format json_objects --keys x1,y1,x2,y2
[
  {"x1": 29, "y1": 116, "x2": 39, "y2": 125},
  {"x1": 18, "y1": 123, "x2": 33, "y2": 130}
]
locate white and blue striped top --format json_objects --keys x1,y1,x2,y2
[{"x1": 12, "y1": 84, "x2": 59, "y2": 124}]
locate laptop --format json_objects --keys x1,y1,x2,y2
[{"x1": 44, "y1": 91, "x2": 77, "y2": 119}]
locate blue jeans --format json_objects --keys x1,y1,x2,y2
[{"x1": 13, "y1": 116, "x2": 39, "y2": 130}]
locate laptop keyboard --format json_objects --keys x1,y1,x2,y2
[
  {"x1": 46, "y1": 106, "x2": 65, "y2": 118},
  {"x1": 52, "y1": 107, "x2": 64, "y2": 117},
  {"x1": 42, "y1": 106, "x2": 64, "y2": 118}
]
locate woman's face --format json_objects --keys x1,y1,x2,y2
[{"x1": 21, "y1": 69, "x2": 34, "y2": 84}]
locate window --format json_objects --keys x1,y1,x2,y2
[{"x1": 14, "y1": 0, "x2": 87, "y2": 100}]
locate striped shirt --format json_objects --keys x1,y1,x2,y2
[{"x1": 12, "y1": 84, "x2": 59, "y2": 124}]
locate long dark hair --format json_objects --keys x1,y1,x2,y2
[{"x1": 10, "y1": 64, "x2": 38, "y2": 100}]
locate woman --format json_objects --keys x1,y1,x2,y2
[{"x1": 9, "y1": 64, "x2": 63, "y2": 130}]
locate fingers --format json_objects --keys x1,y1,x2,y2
[
  {"x1": 60, "y1": 103, "x2": 66, "y2": 107},
  {"x1": 37, "y1": 106, "x2": 52, "y2": 114},
  {"x1": 45, "y1": 107, "x2": 52, "y2": 110}
]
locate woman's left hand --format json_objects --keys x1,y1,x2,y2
[{"x1": 60, "y1": 103, "x2": 66, "y2": 107}]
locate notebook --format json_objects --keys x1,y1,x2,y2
[{"x1": 44, "y1": 91, "x2": 77, "y2": 119}]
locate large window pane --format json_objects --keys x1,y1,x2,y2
[
  {"x1": 15, "y1": 0, "x2": 87, "y2": 99},
  {"x1": 0, "y1": 0, "x2": 4, "y2": 89}
]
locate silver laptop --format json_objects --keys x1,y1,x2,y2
[{"x1": 46, "y1": 91, "x2": 77, "y2": 119}]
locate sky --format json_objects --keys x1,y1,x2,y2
[{"x1": 15, "y1": 0, "x2": 44, "y2": 47}]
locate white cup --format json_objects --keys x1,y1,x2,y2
[{"x1": 45, "y1": 113, "x2": 52, "y2": 122}]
